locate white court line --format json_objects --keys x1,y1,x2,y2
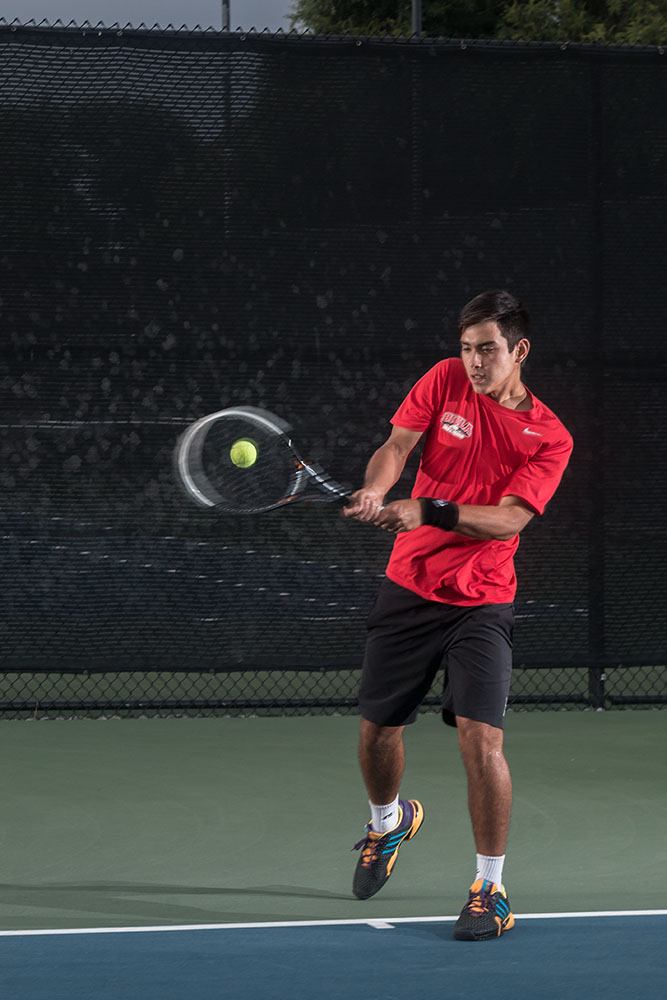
[{"x1": 1, "y1": 910, "x2": 666, "y2": 937}]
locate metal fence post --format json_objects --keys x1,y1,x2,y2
[
  {"x1": 587, "y1": 53, "x2": 606, "y2": 710},
  {"x1": 412, "y1": 0, "x2": 422, "y2": 37}
]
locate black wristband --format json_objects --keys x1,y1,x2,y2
[{"x1": 418, "y1": 497, "x2": 459, "y2": 531}]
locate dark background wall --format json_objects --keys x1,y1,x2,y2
[{"x1": 0, "y1": 26, "x2": 665, "y2": 716}]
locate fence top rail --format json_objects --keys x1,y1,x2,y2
[{"x1": 1, "y1": 19, "x2": 666, "y2": 56}]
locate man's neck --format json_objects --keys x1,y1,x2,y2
[{"x1": 488, "y1": 381, "x2": 529, "y2": 410}]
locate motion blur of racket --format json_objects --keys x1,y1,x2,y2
[{"x1": 174, "y1": 405, "x2": 353, "y2": 514}]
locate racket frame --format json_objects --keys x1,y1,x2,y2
[{"x1": 175, "y1": 405, "x2": 351, "y2": 513}]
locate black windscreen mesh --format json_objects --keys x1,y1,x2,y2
[{"x1": 0, "y1": 24, "x2": 665, "y2": 717}]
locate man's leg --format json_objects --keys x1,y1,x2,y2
[
  {"x1": 352, "y1": 718, "x2": 424, "y2": 900},
  {"x1": 358, "y1": 718, "x2": 406, "y2": 804},
  {"x1": 453, "y1": 715, "x2": 515, "y2": 940},
  {"x1": 456, "y1": 717, "x2": 512, "y2": 857},
  {"x1": 353, "y1": 579, "x2": 446, "y2": 900}
]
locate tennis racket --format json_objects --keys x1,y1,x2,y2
[{"x1": 174, "y1": 405, "x2": 353, "y2": 514}]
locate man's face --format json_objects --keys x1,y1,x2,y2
[{"x1": 459, "y1": 321, "x2": 525, "y2": 395}]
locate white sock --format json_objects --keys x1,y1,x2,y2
[
  {"x1": 476, "y1": 853, "x2": 505, "y2": 888},
  {"x1": 369, "y1": 796, "x2": 400, "y2": 834}
]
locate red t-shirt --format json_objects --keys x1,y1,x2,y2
[{"x1": 386, "y1": 358, "x2": 573, "y2": 605}]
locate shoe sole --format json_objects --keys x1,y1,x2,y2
[{"x1": 453, "y1": 912, "x2": 515, "y2": 941}]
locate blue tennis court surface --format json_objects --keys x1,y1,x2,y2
[{"x1": 3, "y1": 912, "x2": 665, "y2": 1000}]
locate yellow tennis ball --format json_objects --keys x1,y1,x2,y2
[{"x1": 230, "y1": 438, "x2": 258, "y2": 469}]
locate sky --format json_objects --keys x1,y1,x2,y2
[{"x1": 0, "y1": 1, "x2": 292, "y2": 31}]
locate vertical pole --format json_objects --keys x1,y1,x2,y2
[
  {"x1": 410, "y1": 1, "x2": 424, "y2": 221},
  {"x1": 412, "y1": 0, "x2": 422, "y2": 37},
  {"x1": 221, "y1": 4, "x2": 232, "y2": 239},
  {"x1": 410, "y1": 57, "x2": 423, "y2": 222},
  {"x1": 587, "y1": 56, "x2": 606, "y2": 711}
]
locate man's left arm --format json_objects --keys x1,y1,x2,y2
[
  {"x1": 375, "y1": 428, "x2": 573, "y2": 538},
  {"x1": 373, "y1": 495, "x2": 534, "y2": 539}
]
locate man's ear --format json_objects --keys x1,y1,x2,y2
[{"x1": 515, "y1": 338, "x2": 530, "y2": 364}]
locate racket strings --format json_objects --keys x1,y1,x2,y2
[{"x1": 195, "y1": 416, "x2": 299, "y2": 513}]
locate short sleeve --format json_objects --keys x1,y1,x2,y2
[
  {"x1": 503, "y1": 434, "x2": 573, "y2": 515},
  {"x1": 391, "y1": 361, "x2": 448, "y2": 432}
]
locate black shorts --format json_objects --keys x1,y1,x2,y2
[{"x1": 358, "y1": 578, "x2": 514, "y2": 730}]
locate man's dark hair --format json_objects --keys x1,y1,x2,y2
[{"x1": 458, "y1": 290, "x2": 531, "y2": 352}]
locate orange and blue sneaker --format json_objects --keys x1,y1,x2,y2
[
  {"x1": 352, "y1": 799, "x2": 424, "y2": 900},
  {"x1": 453, "y1": 879, "x2": 515, "y2": 940}
]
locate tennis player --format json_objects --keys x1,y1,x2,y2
[{"x1": 343, "y1": 289, "x2": 573, "y2": 940}]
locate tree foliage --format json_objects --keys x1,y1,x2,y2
[
  {"x1": 500, "y1": 1, "x2": 667, "y2": 43},
  {"x1": 287, "y1": 0, "x2": 411, "y2": 36},
  {"x1": 287, "y1": 0, "x2": 667, "y2": 43}
]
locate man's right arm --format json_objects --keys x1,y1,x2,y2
[{"x1": 343, "y1": 425, "x2": 423, "y2": 523}]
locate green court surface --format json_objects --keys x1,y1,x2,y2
[{"x1": 0, "y1": 711, "x2": 665, "y2": 931}]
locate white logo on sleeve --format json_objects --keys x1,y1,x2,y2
[{"x1": 522, "y1": 428, "x2": 542, "y2": 437}]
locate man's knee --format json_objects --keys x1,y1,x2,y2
[
  {"x1": 359, "y1": 717, "x2": 405, "y2": 751},
  {"x1": 456, "y1": 716, "x2": 505, "y2": 768}
]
